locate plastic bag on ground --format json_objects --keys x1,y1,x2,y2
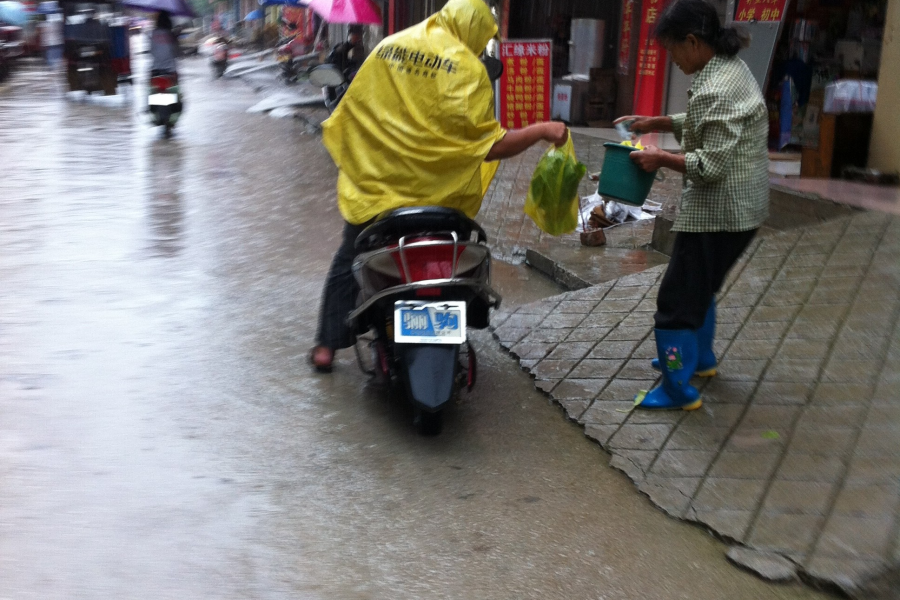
[{"x1": 524, "y1": 134, "x2": 587, "y2": 236}]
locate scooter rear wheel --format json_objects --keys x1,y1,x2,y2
[{"x1": 414, "y1": 408, "x2": 443, "y2": 436}]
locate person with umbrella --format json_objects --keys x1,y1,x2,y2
[
  {"x1": 326, "y1": 24, "x2": 365, "y2": 81},
  {"x1": 309, "y1": 0, "x2": 569, "y2": 372},
  {"x1": 149, "y1": 10, "x2": 180, "y2": 76}
]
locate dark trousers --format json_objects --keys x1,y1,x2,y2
[
  {"x1": 315, "y1": 220, "x2": 370, "y2": 349},
  {"x1": 655, "y1": 229, "x2": 757, "y2": 331}
]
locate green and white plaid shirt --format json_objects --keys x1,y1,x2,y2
[{"x1": 669, "y1": 55, "x2": 769, "y2": 233}]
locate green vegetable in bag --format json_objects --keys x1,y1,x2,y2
[{"x1": 524, "y1": 134, "x2": 587, "y2": 236}]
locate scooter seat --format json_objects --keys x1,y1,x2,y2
[{"x1": 355, "y1": 207, "x2": 487, "y2": 253}]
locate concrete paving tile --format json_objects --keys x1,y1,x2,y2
[
  {"x1": 564, "y1": 326, "x2": 612, "y2": 343},
  {"x1": 723, "y1": 339, "x2": 776, "y2": 360},
  {"x1": 748, "y1": 512, "x2": 824, "y2": 556},
  {"x1": 786, "y1": 253, "x2": 828, "y2": 268},
  {"x1": 541, "y1": 313, "x2": 589, "y2": 329},
  {"x1": 689, "y1": 508, "x2": 754, "y2": 541},
  {"x1": 584, "y1": 423, "x2": 620, "y2": 445},
  {"x1": 865, "y1": 405, "x2": 900, "y2": 429},
  {"x1": 699, "y1": 379, "x2": 756, "y2": 405},
  {"x1": 566, "y1": 284, "x2": 613, "y2": 300},
  {"x1": 687, "y1": 402, "x2": 747, "y2": 428},
  {"x1": 521, "y1": 327, "x2": 573, "y2": 343},
  {"x1": 729, "y1": 279, "x2": 771, "y2": 296},
  {"x1": 734, "y1": 320, "x2": 791, "y2": 340},
  {"x1": 802, "y1": 404, "x2": 868, "y2": 427},
  {"x1": 640, "y1": 475, "x2": 703, "y2": 517},
  {"x1": 845, "y1": 456, "x2": 900, "y2": 485},
  {"x1": 632, "y1": 339, "x2": 657, "y2": 359},
  {"x1": 559, "y1": 399, "x2": 590, "y2": 421},
  {"x1": 804, "y1": 555, "x2": 885, "y2": 590},
  {"x1": 598, "y1": 379, "x2": 656, "y2": 401},
  {"x1": 608, "y1": 423, "x2": 674, "y2": 450},
  {"x1": 822, "y1": 358, "x2": 881, "y2": 385},
  {"x1": 605, "y1": 286, "x2": 651, "y2": 300},
  {"x1": 777, "y1": 453, "x2": 847, "y2": 483},
  {"x1": 531, "y1": 359, "x2": 577, "y2": 381},
  {"x1": 616, "y1": 313, "x2": 654, "y2": 329},
  {"x1": 516, "y1": 300, "x2": 559, "y2": 316},
  {"x1": 599, "y1": 298, "x2": 644, "y2": 312},
  {"x1": 761, "y1": 480, "x2": 836, "y2": 515},
  {"x1": 855, "y1": 426, "x2": 900, "y2": 458},
  {"x1": 718, "y1": 292, "x2": 765, "y2": 310},
  {"x1": 579, "y1": 312, "x2": 629, "y2": 328},
  {"x1": 811, "y1": 382, "x2": 875, "y2": 406},
  {"x1": 556, "y1": 300, "x2": 599, "y2": 314},
  {"x1": 664, "y1": 425, "x2": 731, "y2": 451},
  {"x1": 717, "y1": 359, "x2": 768, "y2": 382},
  {"x1": 650, "y1": 450, "x2": 718, "y2": 478},
  {"x1": 740, "y1": 405, "x2": 802, "y2": 429},
  {"x1": 764, "y1": 358, "x2": 825, "y2": 384},
  {"x1": 807, "y1": 286, "x2": 857, "y2": 305},
  {"x1": 779, "y1": 339, "x2": 831, "y2": 360},
  {"x1": 550, "y1": 378, "x2": 608, "y2": 401},
  {"x1": 814, "y1": 516, "x2": 895, "y2": 561},
  {"x1": 753, "y1": 382, "x2": 815, "y2": 405},
  {"x1": 726, "y1": 426, "x2": 788, "y2": 452},
  {"x1": 786, "y1": 320, "x2": 842, "y2": 341},
  {"x1": 819, "y1": 266, "x2": 865, "y2": 279},
  {"x1": 580, "y1": 400, "x2": 634, "y2": 425},
  {"x1": 586, "y1": 339, "x2": 641, "y2": 359},
  {"x1": 633, "y1": 298, "x2": 657, "y2": 312},
  {"x1": 749, "y1": 305, "x2": 800, "y2": 322},
  {"x1": 617, "y1": 358, "x2": 659, "y2": 380},
  {"x1": 714, "y1": 323, "x2": 742, "y2": 342},
  {"x1": 873, "y1": 380, "x2": 900, "y2": 403},
  {"x1": 796, "y1": 304, "x2": 847, "y2": 322},
  {"x1": 776, "y1": 266, "x2": 824, "y2": 281},
  {"x1": 791, "y1": 242, "x2": 832, "y2": 256},
  {"x1": 546, "y1": 342, "x2": 595, "y2": 361},
  {"x1": 509, "y1": 341, "x2": 555, "y2": 360},
  {"x1": 534, "y1": 379, "x2": 557, "y2": 393},
  {"x1": 609, "y1": 450, "x2": 657, "y2": 482},
  {"x1": 502, "y1": 312, "x2": 548, "y2": 328},
  {"x1": 788, "y1": 425, "x2": 858, "y2": 456},
  {"x1": 626, "y1": 409, "x2": 685, "y2": 425},
  {"x1": 832, "y1": 484, "x2": 900, "y2": 519},
  {"x1": 693, "y1": 478, "x2": 768, "y2": 512},
  {"x1": 717, "y1": 306, "x2": 754, "y2": 324},
  {"x1": 827, "y1": 252, "x2": 873, "y2": 268},
  {"x1": 493, "y1": 326, "x2": 532, "y2": 346},
  {"x1": 708, "y1": 451, "x2": 781, "y2": 480},
  {"x1": 568, "y1": 359, "x2": 624, "y2": 379},
  {"x1": 603, "y1": 326, "x2": 651, "y2": 342}
]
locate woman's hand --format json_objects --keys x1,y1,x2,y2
[
  {"x1": 543, "y1": 121, "x2": 569, "y2": 147},
  {"x1": 630, "y1": 145, "x2": 667, "y2": 172}
]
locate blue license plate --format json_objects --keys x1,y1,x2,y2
[{"x1": 394, "y1": 301, "x2": 466, "y2": 344}]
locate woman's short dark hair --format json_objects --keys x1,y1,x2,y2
[
  {"x1": 654, "y1": 0, "x2": 749, "y2": 56},
  {"x1": 156, "y1": 10, "x2": 172, "y2": 31}
]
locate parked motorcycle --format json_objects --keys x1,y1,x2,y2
[
  {"x1": 307, "y1": 63, "x2": 348, "y2": 113},
  {"x1": 147, "y1": 72, "x2": 182, "y2": 137},
  {"x1": 346, "y1": 207, "x2": 502, "y2": 435},
  {"x1": 210, "y1": 36, "x2": 229, "y2": 78},
  {"x1": 275, "y1": 34, "x2": 315, "y2": 84}
]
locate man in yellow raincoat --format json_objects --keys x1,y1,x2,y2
[{"x1": 312, "y1": 0, "x2": 568, "y2": 372}]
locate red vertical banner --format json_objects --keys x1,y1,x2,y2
[
  {"x1": 498, "y1": 40, "x2": 552, "y2": 130},
  {"x1": 632, "y1": 0, "x2": 669, "y2": 116},
  {"x1": 618, "y1": 0, "x2": 635, "y2": 75}
]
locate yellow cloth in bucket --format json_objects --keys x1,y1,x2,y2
[{"x1": 321, "y1": 0, "x2": 506, "y2": 225}]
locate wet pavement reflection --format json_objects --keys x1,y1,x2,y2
[{"x1": 0, "y1": 53, "x2": 831, "y2": 600}]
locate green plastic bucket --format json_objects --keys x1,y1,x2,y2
[{"x1": 597, "y1": 142, "x2": 658, "y2": 206}]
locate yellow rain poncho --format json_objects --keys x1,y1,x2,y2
[{"x1": 321, "y1": 0, "x2": 506, "y2": 225}]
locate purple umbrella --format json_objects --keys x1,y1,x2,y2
[{"x1": 121, "y1": 0, "x2": 196, "y2": 18}]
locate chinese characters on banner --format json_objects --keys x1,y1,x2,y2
[
  {"x1": 632, "y1": 0, "x2": 670, "y2": 117},
  {"x1": 735, "y1": 0, "x2": 787, "y2": 22},
  {"x1": 498, "y1": 40, "x2": 552, "y2": 130},
  {"x1": 618, "y1": 0, "x2": 634, "y2": 75}
]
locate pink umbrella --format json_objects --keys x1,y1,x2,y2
[{"x1": 304, "y1": 0, "x2": 381, "y2": 24}]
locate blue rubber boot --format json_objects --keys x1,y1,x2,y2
[
  {"x1": 651, "y1": 301, "x2": 717, "y2": 377},
  {"x1": 636, "y1": 329, "x2": 702, "y2": 410}
]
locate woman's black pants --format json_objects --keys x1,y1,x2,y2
[
  {"x1": 654, "y1": 229, "x2": 758, "y2": 331},
  {"x1": 315, "y1": 220, "x2": 370, "y2": 350}
]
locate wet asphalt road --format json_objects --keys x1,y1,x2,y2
[{"x1": 0, "y1": 50, "x2": 833, "y2": 599}]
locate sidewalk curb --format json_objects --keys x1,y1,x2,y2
[{"x1": 524, "y1": 248, "x2": 592, "y2": 291}]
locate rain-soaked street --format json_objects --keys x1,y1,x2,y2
[{"x1": 1, "y1": 49, "x2": 834, "y2": 600}]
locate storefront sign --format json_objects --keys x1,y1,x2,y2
[
  {"x1": 498, "y1": 40, "x2": 552, "y2": 130},
  {"x1": 735, "y1": 0, "x2": 787, "y2": 22},
  {"x1": 633, "y1": 0, "x2": 669, "y2": 116},
  {"x1": 618, "y1": 0, "x2": 635, "y2": 75}
]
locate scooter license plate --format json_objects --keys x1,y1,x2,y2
[
  {"x1": 149, "y1": 93, "x2": 179, "y2": 106},
  {"x1": 394, "y1": 301, "x2": 466, "y2": 345}
]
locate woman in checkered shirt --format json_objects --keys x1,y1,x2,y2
[{"x1": 615, "y1": 0, "x2": 768, "y2": 410}]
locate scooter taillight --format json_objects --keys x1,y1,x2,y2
[
  {"x1": 390, "y1": 237, "x2": 462, "y2": 283},
  {"x1": 150, "y1": 76, "x2": 172, "y2": 91}
]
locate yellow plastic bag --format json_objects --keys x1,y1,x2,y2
[{"x1": 524, "y1": 135, "x2": 587, "y2": 236}]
